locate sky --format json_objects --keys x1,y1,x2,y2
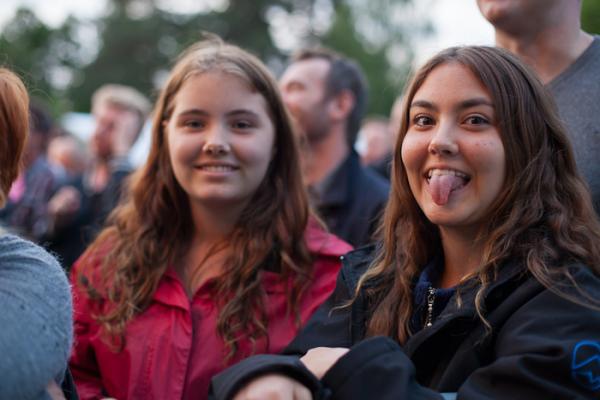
[{"x1": 0, "y1": 0, "x2": 495, "y2": 66}]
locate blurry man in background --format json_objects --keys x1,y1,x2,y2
[
  {"x1": 280, "y1": 48, "x2": 389, "y2": 247},
  {"x1": 46, "y1": 84, "x2": 150, "y2": 268},
  {"x1": 477, "y1": 0, "x2": 599, "y2": 214}
]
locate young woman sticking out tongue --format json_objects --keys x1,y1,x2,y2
[{"x1": 209, "y1": 46, "x2": 600, "y2": 400}]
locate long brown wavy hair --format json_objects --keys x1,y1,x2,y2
[
  {"x1": 77, "y1": 39, "x2": 314, "y2": 357},
  {"x1": 357, "y1": 46, "x2": 600, "y2": 344}
]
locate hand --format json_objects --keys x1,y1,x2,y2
[
  {"x1": 46, "y1": 381, "x2": 65, "y2": 400},
  {"x1": 300, "y1": 347, "x2": 349, "y2": 379},
  {"x1": 48, "y1": 186, "x2": 81, "y2": 228},
  {"x1": 233, "y1": 373, "x2": 312, "y2": 400}
]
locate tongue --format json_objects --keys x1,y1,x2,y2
[{"x1": 428, "y1": 174, "x2": 464, "y2": 205}]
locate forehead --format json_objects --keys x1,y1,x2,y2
[
  {"x1": 172, "y1": 71, "x2": 269, "y2": 113},
  {"x1": 93, "y1": 102, "x2": 131, "y2": 120},
  {"x1": 281, "y1": 58, "x2": 330, "y2": 86},
  {"x1": 412, "y1": 62, "x2": 491, "y2": 103}
]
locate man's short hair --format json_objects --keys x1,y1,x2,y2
[{"x1": 92, "y1": 84, "x2": 151, "y2": 121}]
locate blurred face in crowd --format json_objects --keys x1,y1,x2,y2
[
  {"x1": 279, "y1": 58, "x2": 333, "y2": 143},
  {"x1": 356, "y1": 119, "x2": 392, "y2": 165},
  {"x1": 91, "y1": 101, "x2": 140, "y2": 161},
  {"x1": 164, "y1": 71, "x2": 275, "y2": 211},
  {"x1": 401, "y1": 62, "x2": 506, "y2": 236}
]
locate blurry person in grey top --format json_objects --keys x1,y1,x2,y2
[
  {"x1": 0, "y1": 67, "x2": 73, "y2": 399},
  {"x1": 477, "y1": 0, "x2": 600, "y2": 214}
]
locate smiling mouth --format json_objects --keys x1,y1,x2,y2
[
  {"x1": 196, "y1": 164, "x2": 239, "y2": 172},
  {"x1": 425, "y1": 168, "x2": 471, "y2": 205}
]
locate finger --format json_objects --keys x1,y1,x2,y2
[{"x1": 294, "y1": 384, "x2": 313, "y2": 400}]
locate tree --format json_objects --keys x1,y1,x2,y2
[
  {"x1": 581, "y1": 0, "x2": 600, "y2": 34},
  {"x1": 0, "y1": 8, "x2": 84, "y2": 113},
  {"x1": 0, "y1": 0, "x2": 423, "y2": 116}
]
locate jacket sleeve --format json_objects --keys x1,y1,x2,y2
[
  {"x1": 321, "y1": 337, "x2": 443, "y2": 399},
  {"x1": 456, "y1": 274, "x2": 600, "y2": 399},
  {"x1": 0, "y1": 236, "x2": 73, "y2": 399},
  {"x1": 68, "y1": 266, "x2": 105, "y2": 400},
  {"x1": 321, "y1": 272, "x2": 600, "y2": 400},
  {"x1": 209, "y1": 262, "x2": 357, "y2": 400}
]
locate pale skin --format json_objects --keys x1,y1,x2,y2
[
  {"x1": 233, "y1": 62, "x2": 508, "y2": 398},
  {"x1": 476, "y1": 0, "x2": 593, "y2": 84},
  {"x1": 164, "y1": 71, "x2": 276, "y2": 296}
]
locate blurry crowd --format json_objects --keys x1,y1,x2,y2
[{"x1": 0, "y1": 1, "x2": 599, "y2": 399}]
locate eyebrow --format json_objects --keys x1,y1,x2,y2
[
  {"x1": 175, "y1": 108, "x2": 260, "y2": 118},
  {"x1": 410, "y1": 97, "x2": 494, "y2": 112}
]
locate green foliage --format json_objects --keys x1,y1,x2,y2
[
  {"x1": 321, "y1": 4, "x2": 405, "y2": 116},
  {"x1": 0, "y1": 8, "x2": 82, "y2": 113},
  {"x1": 582, "y1": 0, "x2": 600, "y2": 34},
  {"x1": 0, "y1": 0, "x2": 420, "y2": 117}
]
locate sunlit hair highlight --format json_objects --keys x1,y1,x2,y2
[
  {"x1": 355, "y1": 46, "x2": 600, "y2": 344},
  {"x1": 78, "y1": 38, "x2": 313, "y2": 357}
]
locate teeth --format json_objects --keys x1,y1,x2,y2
[
  {"x1": 427, "y1": 168, "x2": 469, "y2": 179},
  {"x1": 200, "y1": 165, "x2": 235, "y2": 172}
]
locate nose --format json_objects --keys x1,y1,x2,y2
[
  {"x1": 202, "y1": 124, "x2": 231, "y2": 156},
  {"x1": 428, "y1": 120, "x2": 458, "y2": 156}
]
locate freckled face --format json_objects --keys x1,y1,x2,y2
[
  {"x1": 401, "y1": 62, "x2": 506, "y2": 235},
  {"x1": 164, "y1": 72, "x2": 275, "y2": 210}
]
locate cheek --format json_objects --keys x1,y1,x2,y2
[
  {"x1": 400, "y1": 133, "x2": 427, "y2": 174},
  {"x1": 471, "y1": 138, "x2": 506, "y2": 176}
]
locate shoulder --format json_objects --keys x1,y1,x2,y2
[
  {"x1": 0, "y1": 234, "x2": 69, "y2": 293},
  {"x1": 0, "y1": 234, "x2": 73, "y2": 397},
  {"x1": 338, "y1": 244, "x2": 377, "y2": 292},
  {"x1": 495, "y1": 262, "x2": 600, "y2": 340}
]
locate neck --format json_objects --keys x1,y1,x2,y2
[
  {"x1": 494, "y1": 12, "x2": 592, "y2": 84},
  {"x1": 303, "y1": 126, "x2": 349, "y2": 185},
  {"x1": 438, "y1": 226, "x2": 484, "y2": 288},
  {"x1": 177, "y1": 201, "x2": 243, "y2": 297},
  {"x1": 189, "y1": 200, "x2": 244, "y2": 241}
]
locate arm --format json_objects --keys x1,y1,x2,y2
[
  {"x1": 0, "y1": 235, "x2": 73, "y2": 399},
  {"x1": 320, "y1": 271, "x2": 600, "y2": 399}
]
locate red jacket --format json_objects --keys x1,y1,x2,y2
[{"x1": 69, "y1": 226, "x2": 351, "y2": 400}]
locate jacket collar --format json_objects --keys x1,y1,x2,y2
[{"x1": 404, "y1": 260, "x2": 531, "y2": 355}]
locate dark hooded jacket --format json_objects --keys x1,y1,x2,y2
[{"x1": 210, "y1": 245, "x2": 600, "y2": 400}]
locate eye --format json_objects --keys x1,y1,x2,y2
[
  {"x1": 231, "y1": 120, "x2": 254, "y2": 130},
  {"x1": 413, "y1": 115, "x2": 434, "y2": 127},
  {"x1": 183, "y1": 119, "x2": 205, "y2": 130},
  {"x1": 464, "y1": 115, "x2": 489, "y2": 125}
]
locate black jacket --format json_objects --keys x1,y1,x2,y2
[
  {"x1": 315, "y1": 152, "x2": 389, "y2": 248},
  {"x1": 210, "y1": 246, "x2": 600, "y2": 399}
]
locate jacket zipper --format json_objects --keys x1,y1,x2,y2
[{"x1": 425, "y1": 286, "x2": 436, "y2": 327}]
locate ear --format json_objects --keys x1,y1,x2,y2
[{"x1": 328, "y1": 90, "x2": 355, "y2": 122}]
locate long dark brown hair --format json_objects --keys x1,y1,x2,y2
[
  {"x1": 77, "y1": 39, "x2": 313, "y2": 357},
  {"x1": 357, "y1": 46, "x2": 600, "y2": 344}
]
